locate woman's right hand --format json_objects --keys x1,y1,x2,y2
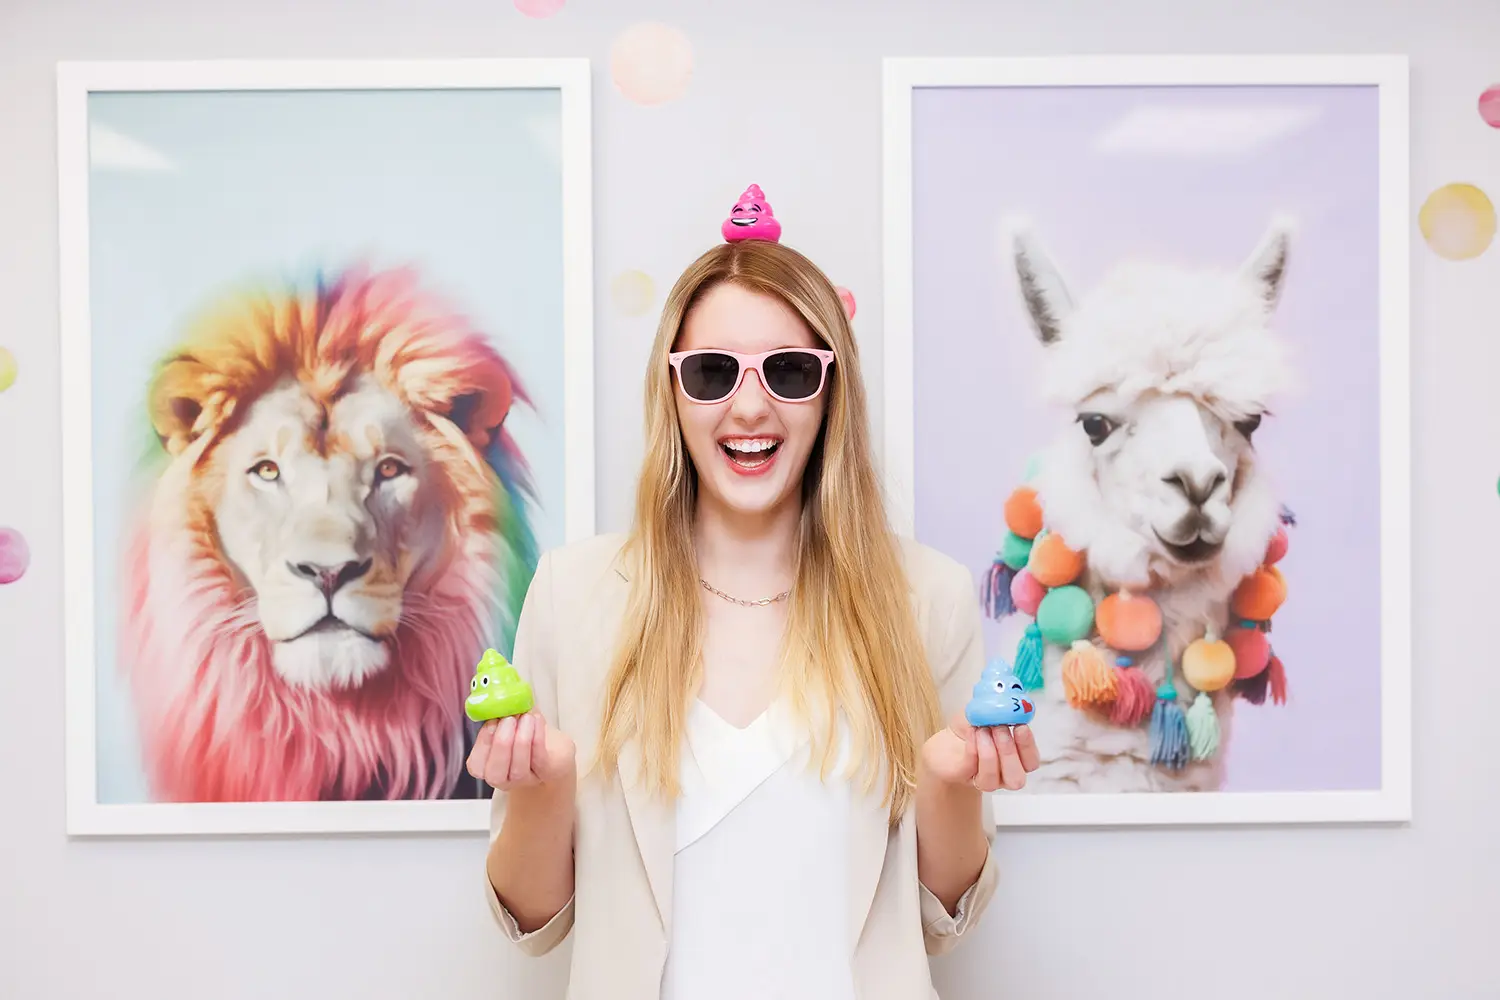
[{"x1": 467, "y1": 711, "x2": 577, "y2": 791}]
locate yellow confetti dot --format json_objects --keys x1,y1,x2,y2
[
  {"x1": 0, "y1": 347, "x2": 15, "y2": 393},
  {"x1": 611, "y1": 270, "x2": 656, "y2": 317},
  {"x1": 1419, "y1": 183, "x2": 1496, "y2": 261},
  {"x1": 610, "y1": 23, "x2": 693, "y2": 106}
]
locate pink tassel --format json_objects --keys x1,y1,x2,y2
[
  {"x1": 1268, "y1": 652, "x2": 1288, "y2": 705},
  {"x1": 1108, "y1": 664, "x2": 1156, "y2": 725}
]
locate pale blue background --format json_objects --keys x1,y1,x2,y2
[{"x1": 86, "y1": 87, "x2": 566, "y2": 803}]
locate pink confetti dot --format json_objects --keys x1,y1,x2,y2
[
  {"x1": 1480, "y1": 85, "x2": 1500, "y2": 128},
  {"x1": 0, "y1": 527, "x2": 29, "y2": 585},
  {"x1": 514, "y1": 0, "x2": 564, "y2": 17},
  {"x1": 610, "y1": 23, "x2": 693, "y2": 106},
  {"x1": 835, "y1": 286, "x2": 857, "y2": 319}
]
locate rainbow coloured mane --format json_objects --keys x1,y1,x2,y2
[{"x1": 118, "y1": 264, "x2": 539, "y2": 802}]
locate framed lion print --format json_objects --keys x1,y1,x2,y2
[
  {"x1": 881, "y1": 55, "x2": 1412, "y2": 827},
  {"x1": 58, "y1": 58, "x2": 595, "y2": 836}
]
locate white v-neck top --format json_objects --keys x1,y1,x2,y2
[{"x1": 660, "y1": 699, "x2": 865, "y2": 1000}]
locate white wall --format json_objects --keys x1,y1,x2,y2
[{"x1": 2, "y1": 0, "x2": 1497, "y2": 997}]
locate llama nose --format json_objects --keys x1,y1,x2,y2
[
  {"x1": 1163, "y1": 467, "x2": 1226, "y2": 508},
  {"x1": 289, "y1": 558, "x2": 373, "y2": 597}
]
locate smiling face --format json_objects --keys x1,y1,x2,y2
[
  {"x1": 673, "y1": 282, "x2": 828, "y2": 522},
  {"x1": 721, "y1": 186, "x2": 783, "y2": 243},
  {"x1": 1069, "y1": 390, "x2": 1262, "y2": 564},
  {"x1": 211, "y1": 374, "x2": 453, "y2": 689}
]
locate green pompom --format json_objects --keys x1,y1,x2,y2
[
  {"x1": 1000, "y1": 532, "x2": 1033, "y2": 571},
  {"x1": 1036, "y1": 585, "x2": 1095, "y2": 644}
]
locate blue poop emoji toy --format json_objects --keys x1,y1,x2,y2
[{"x1": 965, "y1": 657, "x2": 1036, "y2": 727}]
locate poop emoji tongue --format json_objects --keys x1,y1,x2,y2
[{"x1": 721, "y1": 184, "x2": 783, "y2": 243}]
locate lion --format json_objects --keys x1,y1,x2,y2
[{"x1": 118, "y1": 265, "x2": 539, "y2": 802}]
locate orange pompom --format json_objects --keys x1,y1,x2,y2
[
  {"x1": 1003, "y1": 486, "x2": 1044, "y2": 540},
  {"x1": 1232, "y1": 565, "x2": 1287, "y2": 621},
  {"x1": 1095, "y1": 591, "x2": 1162, "y2": 653},
  {"x1": 1181, "y1": 636, "x2": 1236, "y2": 693},
  {"x1": 1028, "y1": 532, "x2": 1083, "y2": 587}
]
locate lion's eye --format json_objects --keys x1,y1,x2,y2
[
  {"x1": 375, "y1": 457, "x2": 410, "y2": 482},
  {"x1": 249, "y1": 460, "x2": 280, "y2": 482}
]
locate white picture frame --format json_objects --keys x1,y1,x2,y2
[
  {"x1": 59, "y1": 58, "x2": 595, "y2": 837},
  {"x1": 881, "y1": 55, "x2": 1411, "y2": 827}
]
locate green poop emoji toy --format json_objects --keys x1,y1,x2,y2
[{"x1": 465, "y1": 649, "x2": 534, "y2": 723}]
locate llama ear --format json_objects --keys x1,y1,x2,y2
[
  {"x1": 1008, "y1": 221, "x2": 1073, "y2": 345},
  {"x1": 1242, "y1": 215, "x2": 1295, "y2": 311}
]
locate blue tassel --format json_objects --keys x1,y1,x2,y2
[
  {"x1": 1148, "y1": 661, "x2": 1188, "y2": 770},
  {"x1": 980, "y1": 557, "x2": 1015, "y2": 619},
  {"x1": 1014, "y1": 622, "x2": 1045, "y2": 690}
]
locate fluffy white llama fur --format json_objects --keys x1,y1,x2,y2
[{"x1": 1000, "y1": 216, "x2": 1298, "y2": 793}]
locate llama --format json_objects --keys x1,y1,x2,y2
[{"x1": 986, "y1": 217, "x2": 1297, "y2": 794}]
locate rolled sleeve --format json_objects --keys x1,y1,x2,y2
[
  {"x1": 919, "y1": 837, "x2": 999, "y2": 955},
  {"x1": 486, "y1": 878, "x2": 576, "y2": 957}
]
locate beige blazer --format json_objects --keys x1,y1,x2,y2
[{"x1": 483, "y1": 532, "x2": 1000, "y2": 999}]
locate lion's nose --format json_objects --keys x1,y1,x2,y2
[{"x1": 289, "y1": 558, "x2": 372, "y2": 597}]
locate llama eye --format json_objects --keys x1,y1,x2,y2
[
  {"x1": 1234, "y1": 414, "x2": 1263, "y2": 440},
  {"x1": 1077, "y1": 413, "x2": 1115, "y2": 446}
]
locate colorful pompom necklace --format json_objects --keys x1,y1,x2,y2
[{"x1": 982, "y1": 478, "x2": 1293, "y2": 769}]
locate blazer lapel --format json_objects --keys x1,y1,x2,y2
[
  {"x1": 847, "y1": 790, "x2": 893, "y2": 947},
  {"x1": 619, "y1": 739, "x2": 675, "y2": 935}
]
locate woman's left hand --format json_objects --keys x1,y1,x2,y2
[{"x1": 923, "y1": 713, "x2": 1040, "y2": 793}]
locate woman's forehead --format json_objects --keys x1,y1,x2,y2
[{"x1": 678, "y1": 283, "x2": 818, "y2": 352}]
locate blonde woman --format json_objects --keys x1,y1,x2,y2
[{"x1": 468, "y1": 231, "x2": 1039, "y2": 999}]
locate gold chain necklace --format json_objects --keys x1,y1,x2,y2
[{"x1": 699, "y1": 578, "x2": 791, "y2": 608}]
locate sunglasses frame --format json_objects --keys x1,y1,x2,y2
[{"x1": 668, "y1": 347, "x2": 837, "y2": 404}]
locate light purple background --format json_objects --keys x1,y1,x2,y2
[{"x1": 909, "y1": 83, "x2": 1383, "y2": 792}]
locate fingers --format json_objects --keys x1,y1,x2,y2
[
  {"x1": 1012, "y1": 724, "x2": 1041, "y2": 774},
  {"x1": 995, "y1": 727, "x2": 1027, "y2": 791},
  {"x1": 466, "y1": 719, "x2": 498, "y2": 779},
  {"x1": 509, "y1": 714, "x2": 535, "y2": 783},
  {"x1": 973, "y1": 726, "x2": 1001, "y2": 792}
]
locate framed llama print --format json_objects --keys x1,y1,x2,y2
[
  {"x1": 57, "y1": 59, "x2": 596, "y2": 837},
  {"x1": 882, "y1": 55, "x2": 1411, "y2": 826}
]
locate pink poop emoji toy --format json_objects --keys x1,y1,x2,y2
[{"x1": 721, "y1": 184, "x2": 782, "y2": 243}]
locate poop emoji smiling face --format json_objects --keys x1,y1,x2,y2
[
  {"x1": 465, "y1": 648, "x2": 534, "y2": 723},
  {"x1": 964, "y1": 658, "x2": 1036, "y2": 727},
  {"x1": 721, "y1": 184, "x2": 782, "y2": 243}
]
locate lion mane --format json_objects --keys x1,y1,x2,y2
[{"x1": 119, "y1": 265, "x2": 538, "y2": 802}]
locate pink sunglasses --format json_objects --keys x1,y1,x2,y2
[{"x1": 668, "y1": 348, "x2": 836, "y2": 404}]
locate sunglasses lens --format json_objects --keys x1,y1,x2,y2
[
  {"x1": 762, "y1": 351, "x2": 825, "y2": 400},
  {"x1": 678, "y1": 352, "x2": 740, "y2": 401}
]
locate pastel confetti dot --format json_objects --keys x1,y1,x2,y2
[
  {"x1": 0, "y1": 347, "x2": 14, "y2": 392},
  {"x1": 513, "y1": 0, "x2": 564, "y2": 17},
  {"x1": 1419, "y1": 183, "x2": 1496, "y2": 261},
  {"x1": 0, "y1": 527, "x2": 28, "y2": 585},
  {"x1": 835, "y1": 286, "x2": 857, "y2": 319},
  {"x1": 610, "y1": 22, "x2": 693, "y2": 106},
  {"x1": 1480, "y1": 85, "x2": 1500, "y2": 128},
  {"x1": 611, "y1": 270, "x2": 656, "y2": 317}
]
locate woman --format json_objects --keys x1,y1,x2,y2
[{"x1": 468, "y1": 232, "x2": 1039, "y2": 999}]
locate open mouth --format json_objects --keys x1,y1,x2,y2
[
  {"x1": 719, "y1": 436, "x2": 782, "y2": 474},
  {"x1": 1154, "y1": 531, "x2": 1223, "y2": 564},
  {"x1": 731, "y1": 217, "x2": 757, "y2": 226}
]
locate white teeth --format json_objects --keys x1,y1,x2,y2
[{"x1": 723, "y1": 438, "x2": 779, "y2": 453}]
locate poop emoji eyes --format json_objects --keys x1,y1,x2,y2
[{"x1": 721, "y1": 184, "x2": 783, "y2": 243}]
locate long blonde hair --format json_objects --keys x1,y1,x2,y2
[{"x1": 594, "y1": 240, "x2": 944, "y2": 821}]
